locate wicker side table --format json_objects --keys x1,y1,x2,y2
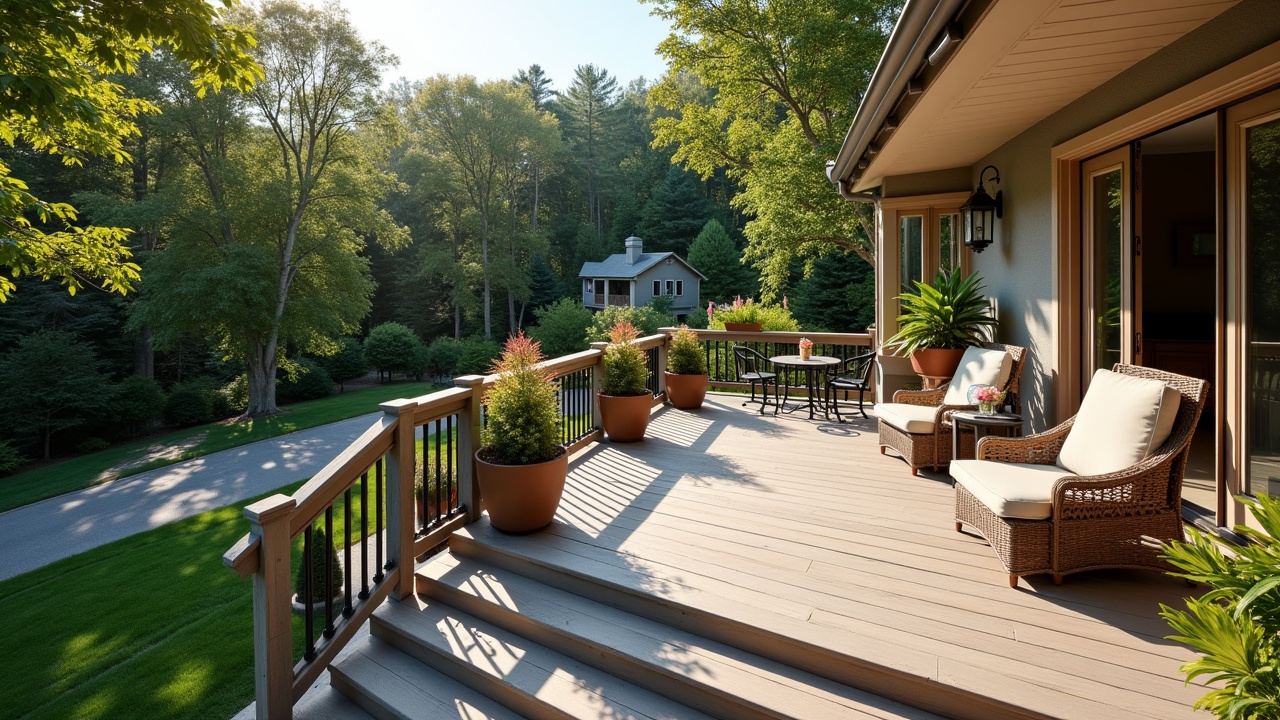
[{"x1": 950, "y1": 411, "x2": 1024, "y2": 463}]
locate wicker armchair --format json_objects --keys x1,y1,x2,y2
[
  {"x1": 953, "y1": 364, "x2": 1208, "y2": 588},
  {"x1": 877, "y1": 342, "x2": 1027, "y2": 475}
]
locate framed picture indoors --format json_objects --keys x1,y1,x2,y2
[{"x1": 1175, "y1": 222, "x2": 1215, "y2": 267}]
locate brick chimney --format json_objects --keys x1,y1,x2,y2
[{"x1": 625, "y1": 236, "x2": 642, "y2": 265}]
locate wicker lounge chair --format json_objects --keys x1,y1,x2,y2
[
  {"x1": 877, "y1": 343, "x2": 1027, "y2": 475},
  {"x1": 952, "y1": 364, "x2": 1208, "y2": 587}
]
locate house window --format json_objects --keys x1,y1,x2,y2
[
  {"x1": 665, "y1": 280, "x2": 675, "y2": 296},
  {"x1": 653, "y1": 280, "x2": 661, "y2": 296},
  {"x1": 676, "y1": 280, "x2": 684, "y2": 296},
  {"x1": 584, "y1": 279, "x2": 590, "y2": 293},
  {"x1": 594, "y1": 279, "x2": 605, "y2": 295}
]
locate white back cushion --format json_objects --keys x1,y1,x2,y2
[
  {"x1": 1056, "y1": 369, "x2": 1182, "y2": 477},
  {"x1": 943, "y1": 346, "x2": 1014, "y2": 406}
]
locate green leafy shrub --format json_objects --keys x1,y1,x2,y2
[
  {"x1": 405, "y1": 344, "x2": 431, "y2": 382},
  {"x1": 711, "y1": 298, "x2": 800, "y2": 331},
  {"x1": 884, "y1": 268, "x2": 997, "y2": 355},
  {"x1": 685, "y1": 307, "x2": 709, "y2": 330},
  {"x1": 75, "y1": 437, "x2": 110, "y2": 454},
  {"x1": 602, "y1": 321, "x2": 650, "y2": 397},
  {"x1": 323, "y1": 337, "x2": 368, "y2": 391},
  {"x1": 586, "y1": 304, "x2": 674, "y2": 342},
  {"x1": 480, "y1": 333, "x2": 561, "y2": 465},
  {"x1": 667, "y1": 326, "x2": 706, "y2": 375},
  {"x1": 217, "y1": 375, "x2": 249, "y2": 417},
  {"x1": 163, "y1": 383, "x2": 214, "y2": 427},
  {"x1": 1161, "y1": 494, "x2": 1280, "y2": 719},
  {"x1": 0, "y1": 440, "x2": 23, "y2": 475},
  {"x1": 364, "y1": 322, "x2": 423, "y2": 380},
  {"x1": 530, "y1": 298, "x2": 592, "y2": 358},
  {"x1": 425, "y1": 338, "x2": 462, "y2": 379},
  {"x1": 112, "y1": 375, "x2": 166, "y2": 437},
  {"x1": 457, "y1": 336, "x2": 501, "y2": 375},
  {"x1": 278, "y1": 358, "x2": 332, "y2": 403},
  {"x1": 294, "y1": 525, "x2": 343, "y2": 603}
]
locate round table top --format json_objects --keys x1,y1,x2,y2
[
  {"x1": 770, "y1": 354, "x2": 840, "y2": 368},
  {"x1": 951, "y1": 411, "x2": 1023, "y2": 426}
]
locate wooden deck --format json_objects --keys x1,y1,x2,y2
[{"x1": 484, "y1": 394, "x2": 1207, "y2": 719}]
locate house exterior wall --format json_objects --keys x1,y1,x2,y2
[
  {"x1": 957, "y1": 0, "x2": 1280, "y2": 430},
  {"x1": 636, "y1": 264, "x2": 701, "y2": 311}
]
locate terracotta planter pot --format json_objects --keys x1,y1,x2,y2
[
  {"x1": 664, "y1": 371, "x2": 707, "y2": 410},
  {"x1": 723, "y1": 322, "x2": 763, "y2": 332},
  {"x1": 598, "y1": 392, "x2": 652, "y2": 442},
  {"x1": 475, "y1": 447, "x2": 568, "y2": 533},
  {"x1": 909, "y1": 347, "x2": 966, "y2": 382}
]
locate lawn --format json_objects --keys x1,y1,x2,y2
[
  {"x1": 0, "y1": 381, "x2": 440, "y2": 513},
  {"x1": 0, "y1": 474, "x2": 401, "y2": 720}
]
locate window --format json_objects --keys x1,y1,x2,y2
[
  {"x1": 584, "y1": 279, "x2": 590, "y2": 293},
  {"x1": 676, "y1": 280, "x2": 684, "y2": 296},
  {"x1": 653, "y1": 280, "x2": 661, "y2": 296},
  {"x1": 594, "y1": 279, "x2": 605, "y2": 295},
  {"x1": 665, "y1": 280, "x2": 675, "y2": 296}
]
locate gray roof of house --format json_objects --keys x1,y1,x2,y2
[{"x1": 579, "y1": 252, "x2": 707, "y2": 280}]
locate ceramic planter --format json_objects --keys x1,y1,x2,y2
[
  {"x1": 722, "y1": 322, "x2": 763, "y2": 332},
  {"x1": 475, "y1": 447, "x2": 568, "y2": 533},
  {"x1": 910, "y1": 347, "x2": 966, "y2": 382},
  {"x1": 664, "y1": 371, "x2": 708, "y2": 410},
  {"x1": 598, "y1": 392, "x2": 652, "y2": 442}
]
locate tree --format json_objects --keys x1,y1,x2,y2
[
  {"x1": 788, "y1": 251, "x2": 874, "y2": 332},
  {"x1": 112, "y1": 375, "x2": 167, "y2": 438},
  {"x1": 133, "y1": 1, "x2": 408, "y2": 416},
  {"x1": 637, "y1": 165, "x2": 715, "y2": 255},
  {"x1": 0, "y1": 330, "x2": 107, "y2": 459},
  {"x1": 687, "y1": 219, "x2": 754, "y2": 303},
  {"x1": 557, "y1": 65, "x2": 620, "y2": 239},
  {"x1": 646, "y1": 0, "x2": 899, "y2": 298},
  {"x1": 0, "y1": 0, "x2": 260, "y2": 302},
  {"x1": 514, "y1": 64, "x2": 555, "y2": 230},
  {"x1": 529, "y1": 298, "x2": 592, "y2": 358},
  {"x1": 322, "y1": 337, "x2": 368, "y2": 392},
  {"x1": 364, "y1": 322, "x2": 422, "y2": 381}
]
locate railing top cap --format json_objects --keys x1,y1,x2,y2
[
  {"x1": 454, "y1": 374, "x2": 487, "y2": 387},
  {"x1": 380, "y1": 398, "x2": 419, "y2": 414},
  {"x1": 243, "y1": 494, "x2": 296, "y2": 524}
]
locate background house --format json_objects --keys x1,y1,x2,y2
[{"x1": 579, "y1": 236, "x2": 704, "y2": 319}]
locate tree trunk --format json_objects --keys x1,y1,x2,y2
[
  {"x1": 508, "y1": 288, "x2": 516, "y2": 335},
  {"x1": 133, "y1": 326, "x2": 154, "y2": 378},
  {"x1": 481, "y1": 212, "x2": 491, "y2": 338},
  {"x1": 531, "y1": 166, "x2": 540, "y2": 230},
  {"x1": 245, "y1": 335, "x2": 280, "y2": 416},
  {"x1": 454, "y1": 303, "x2": 461, "y2": 340},
  {"x1": 43, "y1": 428, "x2": 51, "y2": 461}
]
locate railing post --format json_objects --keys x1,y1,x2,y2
[
  {"x1": 656, "y1": 333, "x2": 670, "y2": 398},
  {"x1": 381, "y1": 398, "x2": 418, "y2": 601},
  {"x1": 244, "y1": 493, "x2": 297, "y2": 720},
  {"x1": 455, "y1": 375, "x2": 486, "y2": 524},
  {"x1": 590, "y1": 342, "x2": 607, "y2": 430}
]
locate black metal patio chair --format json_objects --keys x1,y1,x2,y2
[
  {"x1": 825, "y1": 351, "x2": 877, "y2": 421},
  {"x1": 732, "y1": 345, "x2": 778, "y2": 415}
]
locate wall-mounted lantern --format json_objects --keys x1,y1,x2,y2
[{"x1": 960, "y1": 165, "x2": 1003, "y2": 253}]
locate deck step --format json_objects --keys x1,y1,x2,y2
[
  {"x1": 417, "y1": 550, "x2": 943, "y2": 720},
  {"x1": 291, "y1": 685, "x2": 378, "y2": 720},
  {"x1": 328, "y1": 635, "x2": 521, "y2": 720},
  {"x1": 370, "y1": 594, "x2": 716, "y2": 720},
  {"x1": 449, "y1": 521, "x2": 1054, "y2": 720}
]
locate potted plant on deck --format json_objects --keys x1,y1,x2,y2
[
  {"x1": 475, "y1": 332, "x2": 567, "y2": 533},
  {"x1": 883, "y1": 268, "x2": 998, "y2": 384},
  {"x1": 598, "y1": 320, "x2": 652, "y2": 441},
  {"x1": 664, "y1": 326, "x2": 708, "y2": 410}
]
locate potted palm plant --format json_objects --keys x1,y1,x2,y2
[
  {"x1": 598, "y1": 320, "x2": 652, "y2": 441},
  {"x1": 664, "y1": 326, "x2": 707, "y2": 410},
  {"x1": 475, "y1": 332, "x2": 567, "y2": 533},
  {"x1": 883, "y1": 268, "x2": 998, "y2": 382}
]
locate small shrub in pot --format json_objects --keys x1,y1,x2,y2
[
  {"x1": 599, "y1": 321, "x2": 653, "y2": 441},
  {"x1": 664, "y1": 326, "x2": 708, "y2": 410}
]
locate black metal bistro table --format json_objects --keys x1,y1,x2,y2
[
  {"x1": 770, "y1": 355, "x2": 840, "y2": 420},
  {"x1": 951, "y1": 410, "x2": 1024, "y2": 461}
]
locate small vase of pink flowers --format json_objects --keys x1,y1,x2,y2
[
  {"x1": 798, "y1": 337, "x2": 813, "y2": 361},
  {"x1": 968, "y1": 384, "x2": 1006, "y2": 414}
]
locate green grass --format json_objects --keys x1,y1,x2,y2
[
  {"x1": 0, "y1": 473, "x2": 398, "y2": 720},
  {"x1": 0, "y1": 382, "x2": 440, "y2": 513}
]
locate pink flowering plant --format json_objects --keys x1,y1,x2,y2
[
  {"x1": 798, "y1": 338, "x2": 813, "y2": 351},
  {"x1": 968, "y1": 384, "x2": 1006, "y2": 413}
]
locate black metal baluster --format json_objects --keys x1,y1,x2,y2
[
  {"x1": 303, "y1": 525, "x2": 315, "y2": 661},
  {"x1": 343, "y1": 489, "x2": 352, "y2": 617},
  {"x1": 374, "y1": 458, "x2": 384, "y2": 582},
  {"x1": 359, "y1": 470, "x2": 369, "y2": 600},
  {"x1": 446, "y1": 414, "x2": 454, "y2": 512},
  {"x1": 434, "y1": 417, "x2": 443, "y2": 524},
  {"x1": 417, "y1": 425, "x2": 426, "y2": 533},
  {"x1": 324, "y1": 507, "x2": 335, "y2": 638}
]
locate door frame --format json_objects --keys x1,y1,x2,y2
[
  {"x1": 1080, "y1": 145, "x2": 1136, "y2": 387},
  {"x1": 877, "y1": 192, "x2": 972, "y2": 341}
]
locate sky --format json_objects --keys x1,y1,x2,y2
[{"x1": 328, "y1": 0, "x2": 676, "y2": 91}]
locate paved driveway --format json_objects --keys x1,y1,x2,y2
[{"x1": 0, "y1": 412, "x2": 398, "y2": 582}]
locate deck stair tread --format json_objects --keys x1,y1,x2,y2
[
  {"x1": 328, "y1": 635, "x2": 523, "y2": 720},
  {"x1": 450, "y1": 521, "x2": 1183, "y2": 720},
  {"x1": 416, "y1": 551, "x2": 942, "y2": 720},
  {"x1": 291, "y1": 685, "x2": 378, "y2": 720},
  {"x1": 371, "y1": 594, "x2": 717, "y2": 720}
]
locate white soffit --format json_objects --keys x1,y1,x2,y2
[{"x1": 854, "y1": 0, "x2": 1241, "y2": 191}]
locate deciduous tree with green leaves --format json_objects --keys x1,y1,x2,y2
[
  {"x1": 645, "y1": 0, "x2": 899, "y2": 299},
  {"x1": 0, "y1": 0, "x2": 260, "y2": 302}
]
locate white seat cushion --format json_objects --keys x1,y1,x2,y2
[
  {"x1": 875, "y1": 403, "x2": 937, "y2": 434},
  {"x1": 1056, "y1": 369, "x2": 1182, "y2": 477},
  {"x1": 951, "y1": 460, "x2": 1073, "y2": 520},
  {"x1": 942, "y1": 347, "x2": 1014, "y2": 406}
]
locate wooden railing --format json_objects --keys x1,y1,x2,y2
[
  {"x1": 661, "y1": 328, "x2": 874, "y2": 396},
  {"x1": 223, "y1": 333, "x2": 670, "y2": 719}
]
